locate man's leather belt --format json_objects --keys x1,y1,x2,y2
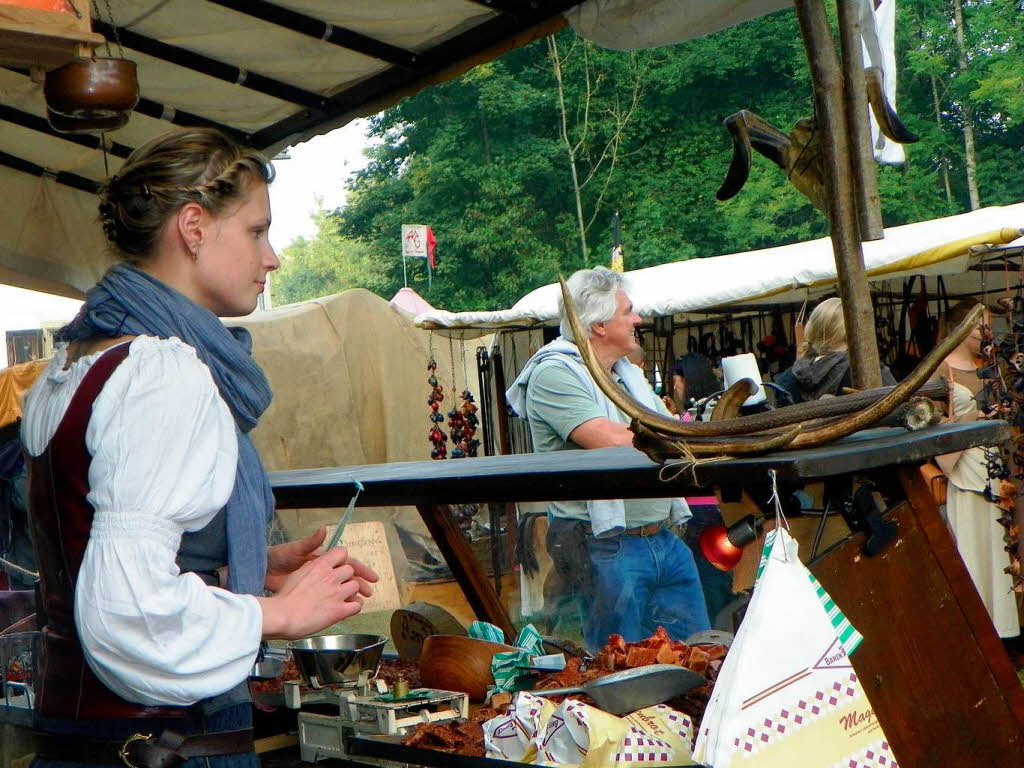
[
  {"x1": 33, "y1": 727, "x2": 254, "y2": 768},
  {"x1": 582, "y1": 520, "x2": 666, "y2": 538}
]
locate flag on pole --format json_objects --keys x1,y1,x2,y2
[{"x1": 427, "y1": 226, "x2": 437, "y2": 268}]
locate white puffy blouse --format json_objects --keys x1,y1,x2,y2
[{"x1": 21, "y1": 335, "x2": 263, "y2": 707}]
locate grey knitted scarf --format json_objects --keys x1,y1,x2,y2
[{"x1": 58, "y1": 263, "x2": 273, "y2": 595}]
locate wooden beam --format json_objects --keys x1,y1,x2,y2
[
  {"x1": 793, "y1": 0, "x2": 883, "y2": 389},
  {"x1": 896, "y1": 467, "x2": 1024, "y2": 731},
  {"x1": 94, "y1": 21, "x2": 325, "y2": 110},
  {"x1": 204, "y1": 0, "x2": 422, "y2": 68},
  {"x1": 416, "y1": 504, "x2": 516, "y2": 640},
  {"x1": 132, "y1": 95, "x2": 249, "y2": 143},
  {"x1": 836, "y1": 0, "x2": 884, "y2": 241},
  {"x1": 491, "y1": 346, "x2": 513, "y2": 456},
  {"x1": 249, "y1": 3, "x2": 578, "y2": 151}
]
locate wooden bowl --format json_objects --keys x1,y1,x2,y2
[
  {"x1": 45, "y1": 58, "x2": 139, "y2": 119},
  {"x1": 419, "y1": 634, "x2": 515, "y2": 702}
]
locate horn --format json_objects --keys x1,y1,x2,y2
[
  {"x1": 865, "y1": 67, "x2": 918, "y2": 144},
  {"x1": 559, "y1": 276, "x2": 947, "y2": 438},
  {"x1": 786, "y1": 304, "x2": 983, "y2": 448},
  {"x1": 631, "y1": 421, "x2": 801, "y2": 460},
  {"x1": 711, "y1": 378, "x2": 757, "y2": 421},
  {"x1": 717, "y1": 110, "x2": 792, "y2": 201},
  {"x1": 716, "y1": 111, "x2": 753, "y2": 201},
  {"x1": 559, "y1": 277, "x2": 750, "y2": 437}
]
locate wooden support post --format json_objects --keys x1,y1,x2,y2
[
  {"x1": 836, "y1": 0, "x2": 884, "y2": 241},
  {"x1": 793, "y1": 0, "x2": 883, "y2": 388},
  {"x1": 807, "y1": 466, "x2": 1024, "y2": 766},
  {"x1": 416, "y1": 503, "x2": 517, "y2": 641}
]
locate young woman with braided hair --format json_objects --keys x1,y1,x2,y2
[{"x1": 22, "y1": 128, "x2": 377, "y2": 767}]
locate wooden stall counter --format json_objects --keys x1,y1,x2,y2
[{"x1": 271, "y1": 422, "x2": 1024, "y2": 767}]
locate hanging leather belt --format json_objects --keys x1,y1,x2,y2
[{"x1": 33, "y1": 727, "x2": 254, "y2": 768}]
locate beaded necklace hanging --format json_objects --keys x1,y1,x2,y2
[
  {"x1": 988, "y1": 262, "x2": 1024, "y2": 594},
  {"x1": 426, "y1": 335, "x2": 481, "y2": 460},
  {"x1": 427, "y1": 334, "x2": 447, "y2": 460},
  {"x1": 447, "y1": 337, "x2": 480, "y2": 458}
]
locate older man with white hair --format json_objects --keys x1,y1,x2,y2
[{"x1": 507, "y1": 267, "x2": 709, "y2": 651}]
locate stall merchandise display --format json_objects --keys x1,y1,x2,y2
[
  {"x1": 989, "y1": 300, "x2": 1024, "y2": 590},
  {"x1": 427, "y1": 358, "x2": 448, "y2": 459},
  {"x1": 402, "y1": 627, "x2": 728, "y2": 757},
  {"x1": 449, "y1": 389, "x2": 481, "y2": 459}
]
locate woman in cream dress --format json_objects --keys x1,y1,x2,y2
[{"x1": 935, "y1": 301, "x2": 1019, "y2": 638}]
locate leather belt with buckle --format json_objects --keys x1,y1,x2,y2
[
  {"x1": 34, "y1": 727, "x2": 254, "y2": 768},
  {"x1": 582, "y1": 520, "x2": 666, "y2": 538}
]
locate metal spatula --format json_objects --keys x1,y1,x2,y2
[
  {"x1": 535, "y1": 664, "x2": 704, "y2": 715},
  {"x1": 325, "y1": 480, "x2": 364, "y2": 551}
]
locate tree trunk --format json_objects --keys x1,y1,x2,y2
[
  {"x1": 548, "y1": 35, "x2": 589, "y2": 264},
  {"x1": 952, "y1": 0, "x2": 981, "y2": 210},
  {"x1": 930, "y1": 75, "x2": 954, "y2": 209}
]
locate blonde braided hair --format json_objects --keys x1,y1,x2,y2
[{"x1": 98, "y1": 128, "x2": 273, "y2": 262}]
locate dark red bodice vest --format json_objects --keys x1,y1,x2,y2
[{"x1": 27, "y1": 343, "x2": 186, "y2": 719}]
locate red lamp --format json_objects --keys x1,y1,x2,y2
[{"x1": 699, "y1": 515, "x2": 764, "y2": 571}]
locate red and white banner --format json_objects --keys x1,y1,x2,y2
[{"x1": 402, "y1": 224, "x2": 437, "y2": 268}]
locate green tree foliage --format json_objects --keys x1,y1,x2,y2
[
  {"x1": 281, "y1": 1, "x2": 1021, "y2": 311},
  {"x1": 271, "y1": 205, "x2": 388, "y2": 306}
]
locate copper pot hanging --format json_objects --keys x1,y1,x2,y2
[{"x1": 44, "y1": 57, "x2": 138, "y2": 133}]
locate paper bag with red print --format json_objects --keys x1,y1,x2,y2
[{"x1": 693, "y1": 527, "x2": 897, "y2": 768}]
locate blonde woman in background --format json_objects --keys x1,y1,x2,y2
[
  {"x1": 773, "y1": 297, "x2": 896, "y2": 404},
  {"x1": 932, "y1": 300, "x2": 1019, "y2": 639}
]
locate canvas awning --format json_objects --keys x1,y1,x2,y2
[
  {"x1": 413, "y1": 203, "x2": 1024, "y2": 330},
  {"x1": 0, "y1": 0, "x2": 802, "y2": 299}
]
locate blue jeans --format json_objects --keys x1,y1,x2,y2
[{"x1": 584, "y1": 527, "x2": 710, "y2": 651}]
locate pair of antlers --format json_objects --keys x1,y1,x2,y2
[
  {"x1": 716, "y1": 67, "x2": 918, "y2": 212},
  {"x1": 559, "y1": 276, "x2": 981, "y2": 458}
]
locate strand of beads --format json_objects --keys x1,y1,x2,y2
[
  {"x1": 449, "y1": 389, "x2": 481, "y2": 458},
  {"x1": 427, "y1": 359, "x2": 447, "y2": 459}
]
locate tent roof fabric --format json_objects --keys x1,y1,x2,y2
[
  {"x1": 0, "y1": 0, "x2": 798, "y2": 298},
  {"x1": 390, "y1": 287, "x2": 435, "y2": 316},
  {"x1": 414, "y1": 203, "x2": 1024, "y2": 330}
]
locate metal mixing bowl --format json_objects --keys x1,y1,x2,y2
[{"x1": 286, "y1": 634, "x2": 388, "y2": 689}]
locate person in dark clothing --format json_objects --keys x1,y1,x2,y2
[
  {"x1": 774, "y1": 297, "x2": 896, "y2": 404},
  {"x1": 666, "y1": 352, "x2": 722, "y2": 414}
]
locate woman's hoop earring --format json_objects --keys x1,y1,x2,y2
[{"x1": 191, "y1": 246, "x2": 200, "y2": 262}]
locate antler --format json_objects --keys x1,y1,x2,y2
[
  {"x1": 711, "y1": 378, "x2": 758, "y2": 421},
  {"x1": 716, "y1": 110, "x2": 791, "y2": 202},
  {"x1": 784, "y1": 304, "x2": 982, "y2": 448},
  {"x1": 560, "y1": 274, "x2": 982, "y2": 458},
  {"x1": 865, "y1": 67, "x2": 918, "y2": 144}
]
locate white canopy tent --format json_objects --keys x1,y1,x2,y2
[
  {"x1": 0, "y1": 0, "x2": 801, "y2": 299},
  {"x1": 414, "y1": 203, "x2": 1024, "y2": 331}
]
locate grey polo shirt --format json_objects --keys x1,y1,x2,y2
[{"x1": 524, "y1": 358, "x2": 671, "y2": 526}]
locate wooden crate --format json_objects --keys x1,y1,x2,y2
[{"x1": 0, "y1": 1, "x2": 104, "y2": 69}]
